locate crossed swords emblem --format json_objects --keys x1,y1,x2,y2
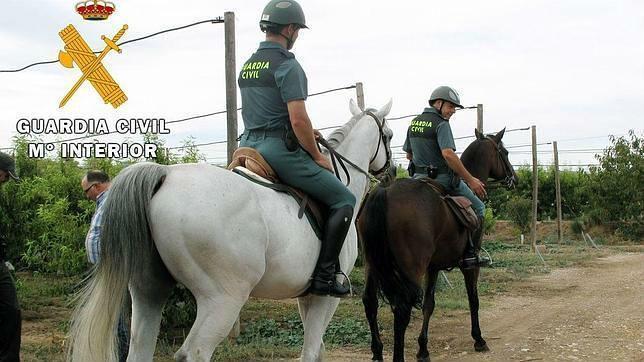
[{"x1": 58, "y1": 24, "x2": 128, "y2": 108}]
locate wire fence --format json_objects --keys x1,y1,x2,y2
[
  {"x1": 0, "y1": 17, "x2": 624, "y2": 168},
  {"x1": 0, "y1": 19, "x2": 225, "y2": 73}
]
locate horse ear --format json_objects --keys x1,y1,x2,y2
[
  {"x1": 496, "y1": 127, "x2": 506, "y2": 141},
  {"x1": 349, "y1": 99, "x2": 362, "y2": 116},
  {"x1": 375, "y1": 98, "x2": 393, "y2": 119},
  {"x1": 475, "y1": 128, "x2": 484, "y2": 140}
]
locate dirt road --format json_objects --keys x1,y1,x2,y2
[{"x1": 328, "y1": 253, "x2": 644, "y2": 361}]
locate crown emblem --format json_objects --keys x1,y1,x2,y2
[{"x1": 76, "y1": 1, "x2": 116, "y2": 21}]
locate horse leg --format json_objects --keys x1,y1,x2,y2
[
  {"x1": 461, "y1": 267, "x2": 489, "y2": 352},
  {"x1": 298, "y1": 295, "x2": 340, "y2": 362},
  {"x1": 362, "y1": 272, "x2": 384, "y2": 361},
  {"x1": 174, "y1": 292, "x2": 248, "y2": 362},
  {"x1": 128, "y1": 253, "x2": 175, "y2": 361},
  {"x1": 416, "y1": 270, "x2": 439, "y2": 362},
  {"x1": 392, "y1": 301, "x2": 413, "y2": 362}
]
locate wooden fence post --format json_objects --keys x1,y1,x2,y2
[
  {"x1": 531, "y1": 125, "x2": 538, "y2": 251},
  {"x1": 553, "y1": 141, "x2": 563, "y2": 243},
  {"x1": 476, "y1": 104, "x2": 483, "y2": 133},
  {"x1": 225, "y1": 12, "x2": 238, "y2": 165},
  {"x1": 356, "y1": 82, "x2": 365, "y2": 110}
]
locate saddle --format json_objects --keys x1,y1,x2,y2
[
  {"x1": 227, "y1": 147, "x2": 327, "y2": 239},
  {"x1": 417, "y1": 177, "x2": 480, "y2": 231}
]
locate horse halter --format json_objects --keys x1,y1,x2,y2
[
  {"x1": 483, "y1": 136, "x2": 516, "y2": 189},
  {"x1": 365, "y1": 110, "x2": 393, "y2": 177},
  {"x1": 317, "y1": 110, "x2": 392, "y2": 185}
]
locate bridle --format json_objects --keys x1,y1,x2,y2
[
  {"x1": 482, "y1": 136, "x2": 516, "y2": 189},
  {"x1": 317, "y1": 110, "x2": 392, "y2": 185}
]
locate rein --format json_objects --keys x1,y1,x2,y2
[
  {"x1": 482, "y1": 136, "x2": 515, "y2": 189},
  {"x1": 317, "y1": 110, "x2": 391, "y2": 185}
]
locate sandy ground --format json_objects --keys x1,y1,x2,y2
[{"x1": 326, "y1": 253, "x2": 644, "y2": 361}]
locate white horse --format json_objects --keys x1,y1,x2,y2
[{"x1": 68, "y1": 99, "x2": 393, "y2": 362}]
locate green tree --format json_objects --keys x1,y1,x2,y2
[{"x1": 586, "y1": 130, "x2": 643, "y2": 239}]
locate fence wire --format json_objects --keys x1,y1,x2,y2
[{"x1": 0, "y1": 19, "x2": 224, "y2": 73}]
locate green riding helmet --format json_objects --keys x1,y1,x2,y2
[
  {"x1": 260, "y1": 0, "x2": 308, "y2": 30},
  {"x1": 429, "y1": 86, "x2": 464, "y2": 109}
]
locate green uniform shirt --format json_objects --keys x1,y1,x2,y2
[
  {"x1": 402, "y1": 107, "x2": 455, "y2": 173},
  {"x1": 238, "y1": 41, "x2": 355, "y2": 210},
  {"x1": 238, "y1": 41, "x2": 308, "y2": 131}
]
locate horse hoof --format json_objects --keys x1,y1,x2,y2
[
  {"x1": 417, "y1": 357, "x2": 430, "y2": 362},
  {"x1": 474, "y1": 342, "x2": 490, "y2": 352}
]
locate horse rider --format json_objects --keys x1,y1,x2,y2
[
  {"x1": 403, "y1": 86, "x2": 490, "y2": 269},
  {"x1": 237, "y1": 0, "x2": 356, "y2": 297},
  {"x1": 0, "y1": 152, "x2": 21, "y2": 361}
]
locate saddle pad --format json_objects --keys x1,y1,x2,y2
[
  {"x1": 416, "y1": 178, "x2": 479, "y2": 231},
  {"x1": 233, "y1": 166, "x2": 274, "y2": 185},
  {"x1": 443, "y1": 195, "x2": 480, "y2": 231}
]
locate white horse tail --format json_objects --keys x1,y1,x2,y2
[{"x1": 68, "y1": 162, "x2": 168, "y2": 361}]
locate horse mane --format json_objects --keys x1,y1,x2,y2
[{"x1": 326, "y1": 108, "x2": 376, "y2": 149}]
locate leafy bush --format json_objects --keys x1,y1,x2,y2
[
  {"x1": 483, "y1": 207, "x2": 496, "y2": 235},
  {"x1": 506, "y1": 196, "x2": 532, "y2": 234}
]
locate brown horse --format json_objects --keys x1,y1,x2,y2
[{"x1": 357, "y1": 128, "x2": 517, "y2": 362}]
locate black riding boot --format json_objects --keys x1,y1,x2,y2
[
  {"x1": 309, "y1": 205, "x2": 354, "y2": 297},
  {"x1": 461, "y1": 216, "x2": 491, "y2": 270}
]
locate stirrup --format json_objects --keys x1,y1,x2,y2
[
  {"x1": 460, "y1": 255, "x2": 491, "y2": 270},
  {"x1": 335, "y1": 270, "x2": 353, "y2": 297},
  {"x1": 309, "y1": 276, "x2": 350, "y2": 298}
]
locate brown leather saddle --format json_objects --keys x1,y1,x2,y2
[
  {"x1": 227, "y1": 147, "x2": 327, "y2": 239},
  {"x1": 417, "y1": 177, "x2": 480, "y2": 231}
]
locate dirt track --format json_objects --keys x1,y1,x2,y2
[{"x1": 328, "y1": 253, "x2": 644, "y2": 361}]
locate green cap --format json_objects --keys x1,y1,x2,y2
[
  {"x1": 260, "y1": 0, "x2": 307, "y2": 29},
  {"x1": 0, "y1": 152, "x2": 19, "y2": 180},
  {"x1": 429, "y1": 86, "x2": 464, "y2": 109}
]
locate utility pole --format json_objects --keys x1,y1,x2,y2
[
  {"x1": 356, "y1": 82, "x2": 365, "y2": 110},
  {"x1": 553, "y1": 141, "x2": 563, "y2": 243},
  {"x1": 224, "y1": 12, "x2": 238, "y2": 165},
  {"x1": 530, "y1": 125, "x2": 538, "y2": 251},
  {"x1": 476, "y1": 104, "x2": 483, "y2": 133}
]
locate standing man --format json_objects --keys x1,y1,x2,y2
[
  {"x1": 237, "y1": 0, "x2": 356, "y2": 297},
  {"x1": 81, "y1": 170, "x2": 129, "y2": 361},
  {"x1": 0, "y1": 152, "x2": 21, "y2": 362},
  {"x1": 403, "y1": 86, "x2": 490, "y2": 269}
]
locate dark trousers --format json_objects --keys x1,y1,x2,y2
[
  {"x1": 117, "y1": 313, "x2": 129, "y2": 362},
  {"x1": 0, "y1": 262, "x2": 21, "y2": 362}
]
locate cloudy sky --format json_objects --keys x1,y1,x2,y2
[{"x1": 1, "y1": 0, "x2": 642, "y2": 168}]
